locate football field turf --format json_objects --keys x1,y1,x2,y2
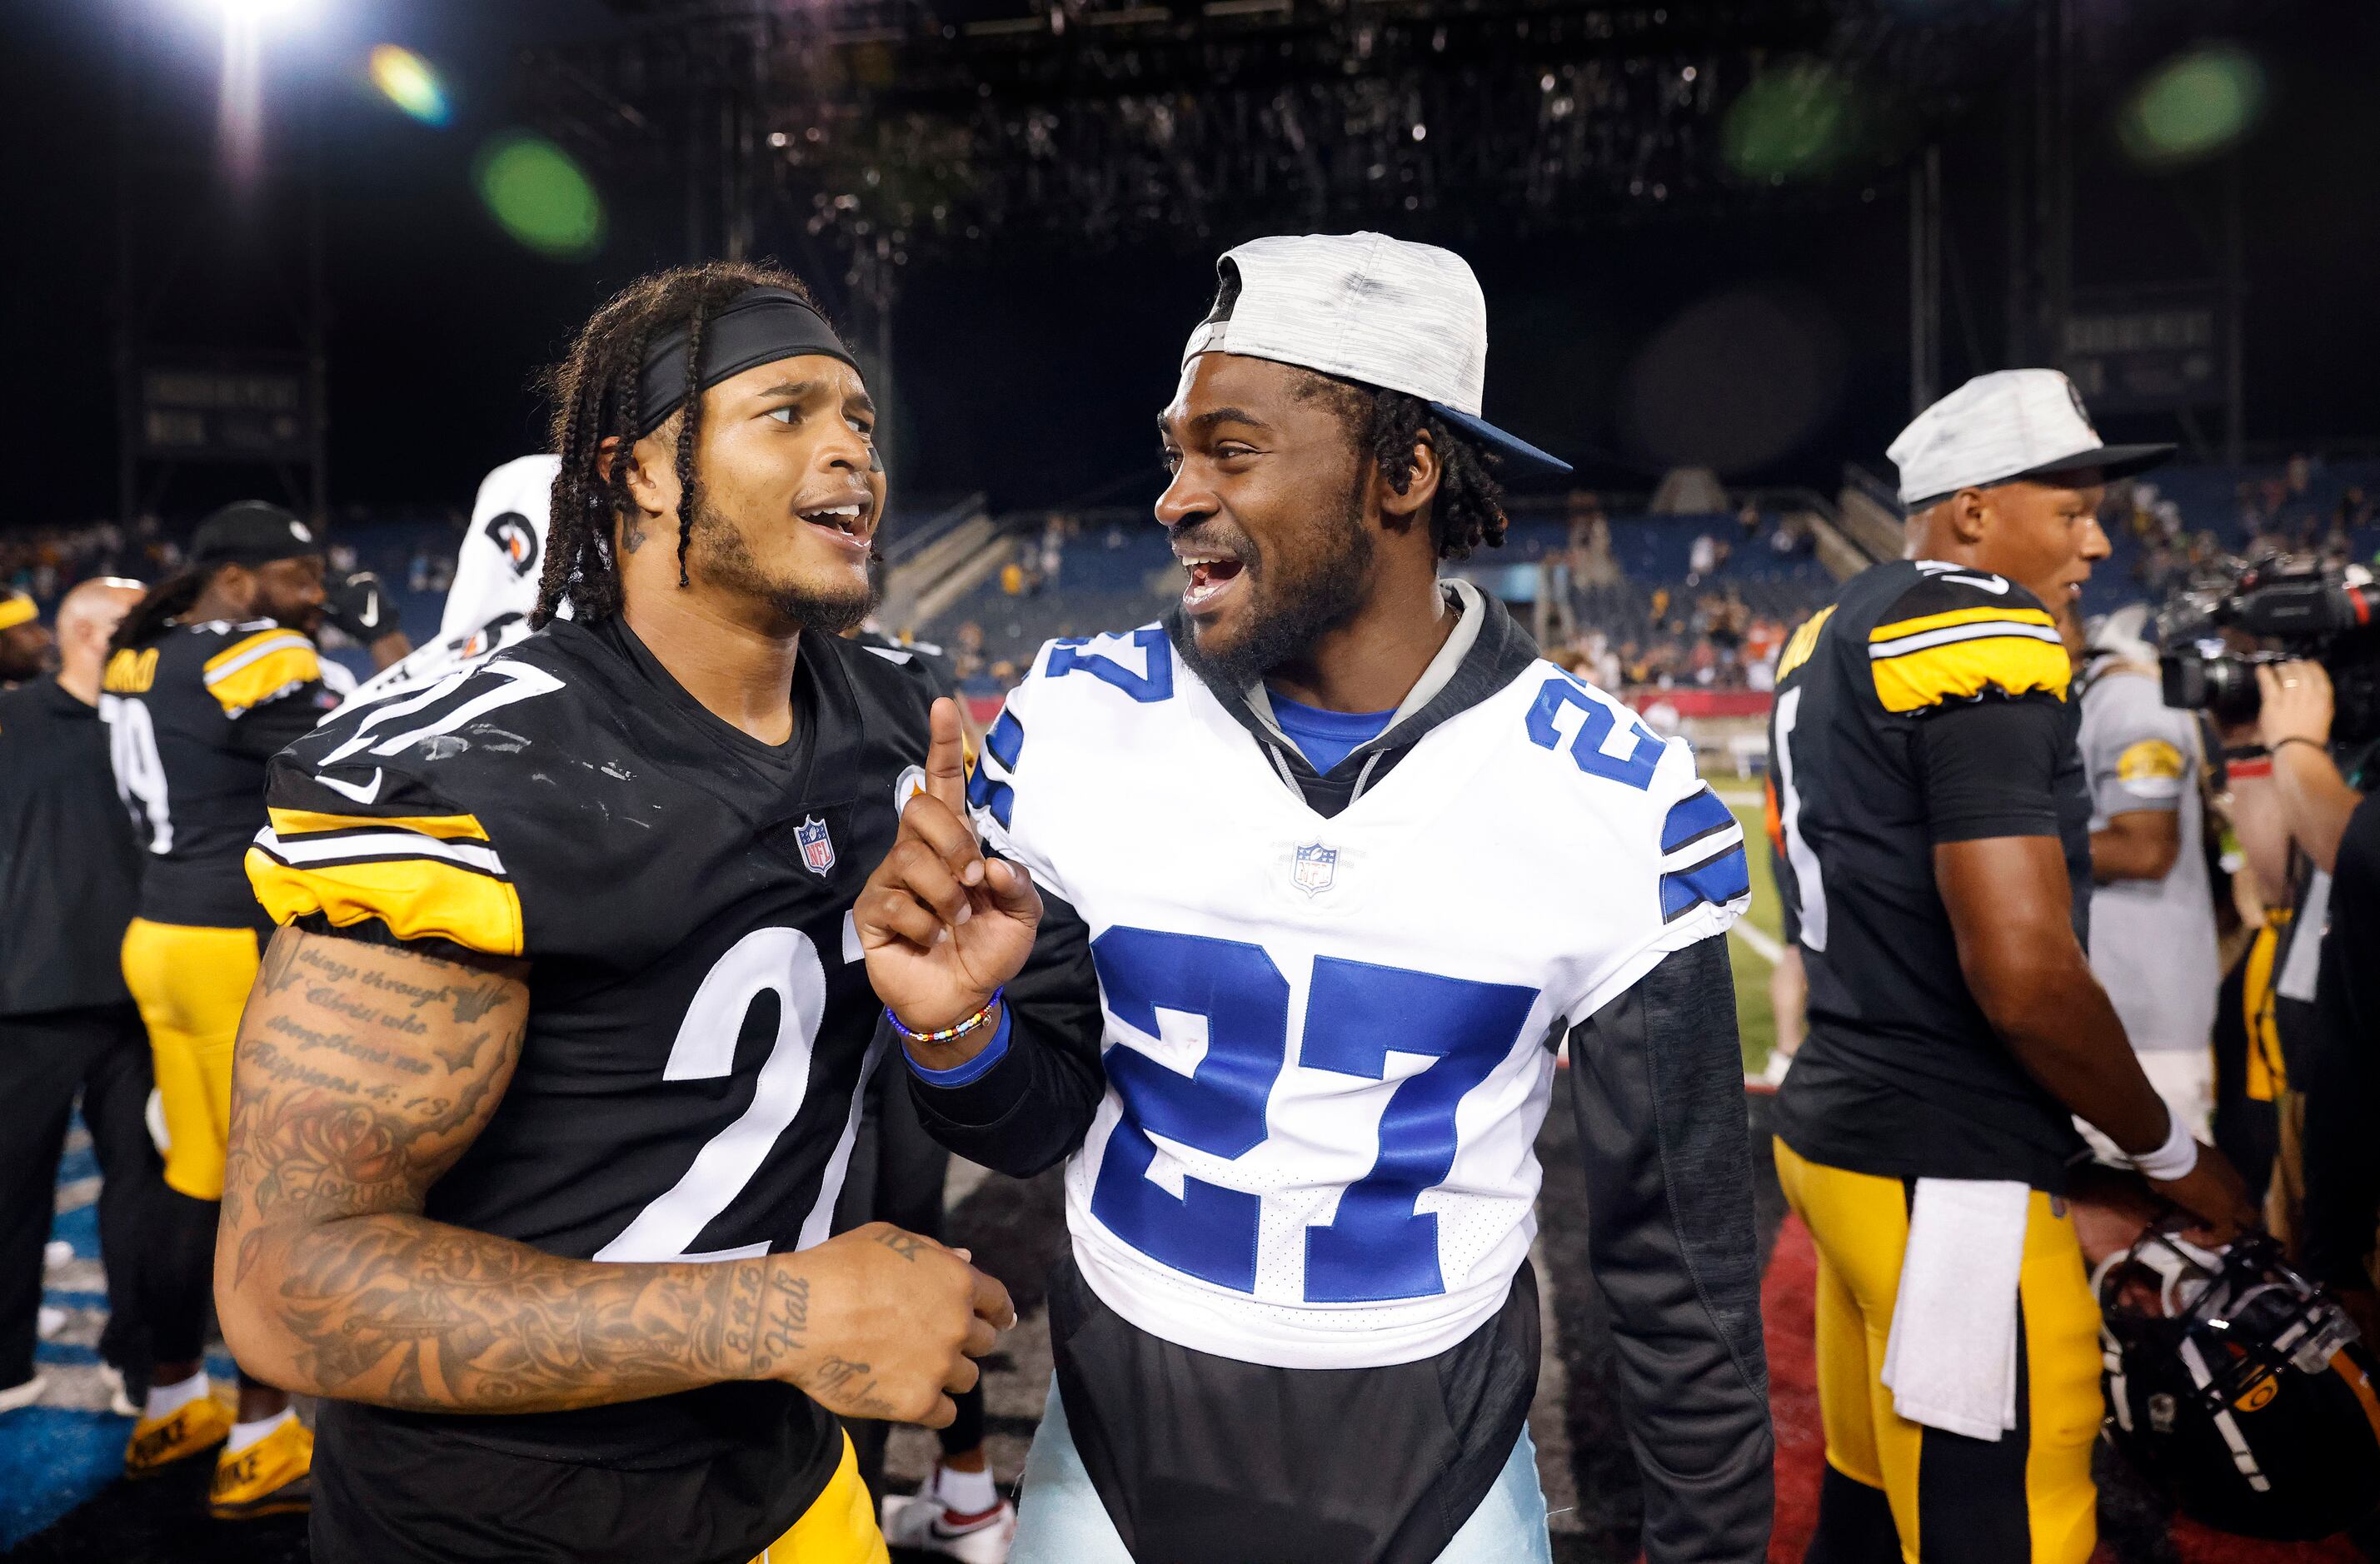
[{"x1": 1720, "y1": 791, "x2": 1779, "y2": 1077}]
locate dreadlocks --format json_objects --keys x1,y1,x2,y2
[
  {"x1": 112, "y1": 567, "x2": 212, "y2": 653},
  {"x1": 1290, "y1": 372, "x2": 1510, "y2": 560},
  {"x1": 533, "y1": 261, "x2": 826, "y2": 626}
]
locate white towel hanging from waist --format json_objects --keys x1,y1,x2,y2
[{"x1": 1879, "y1": 1177, "x2": 2032, "y2": 1441}]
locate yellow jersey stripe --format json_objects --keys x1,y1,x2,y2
[
  {"x1": 203, "y1": 629, "x2": 313, "y2": 675},
  {"x1": 247, "y1": 849, "x2": 525, "y2": 958},
  {"x1": 1871, "y1": 635, "x2": 2070, "y2": 712},
  {"x1": 204, "y1": 638, "x2": 322, "y2": 715},
  {"x1": 267, "y1": 808, "x2": 491, "y2": 843},
  {"x1": 1774, "y1": 605, "x2": 1836, "y2": 682},
  {"x1": 1869, "y1": 604, "x2": 2055, "y2": 644},
  {"x1": 0, "y1": 595, "x2": 35, "y2": 632}
]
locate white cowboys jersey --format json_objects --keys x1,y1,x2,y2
[{"x1": 974, "y1": 625, "x2": 1749, "y2": 1369}]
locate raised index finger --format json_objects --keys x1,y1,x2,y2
[{"x1": 925, "y1": 697, "x2": 969, "y2": 814}]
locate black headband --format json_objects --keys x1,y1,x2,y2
[{"x1": 633, "y1": 287, "x2": 860, "y2": 438}]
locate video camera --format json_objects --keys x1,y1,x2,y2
[{"x1": 2158, "y1": 556, "x2": 2380, "y2": 744}]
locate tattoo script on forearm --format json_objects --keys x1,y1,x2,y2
[{"x1": 222, "y1": 929, "x2": 820, "y2": 1414}]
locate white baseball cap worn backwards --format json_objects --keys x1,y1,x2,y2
[
  {"x1": 1887, "y1": 367, "x2": 2171, "y2": 510},
  {"x1": 1181, "y1": 232, "x2": 1571, "y2": 478}
]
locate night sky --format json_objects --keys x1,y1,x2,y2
[{"x1": 10, "y1": 0, "x2": 2378, "y2": 530}]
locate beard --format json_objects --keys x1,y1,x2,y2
[
  {"x1": 688, "y1": 497, "x2": 879, "y2": 635},
  {"x1": 1175, "y1": 479, "x2": 1373, "y2": 695},
  {"x1": 0, "y1": 640, "x2": 47, "y2": 683}
]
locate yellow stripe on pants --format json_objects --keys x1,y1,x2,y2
[
  {"x1": 121, "y1": 919, "x2": 262, "y2": 1201},
  {"x1": 750, "y1": 1434, "x2": 889, "y2": 1564},
  {"x1": 1773, "y1": 1138, "x2": 2101, "y2": 1564}
]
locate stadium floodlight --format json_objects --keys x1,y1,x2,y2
[
  {"x1": 198, "y1": 0, "x2": 313, "y2": 20},
  {"x1": 197, "y1": 0, "x2": 313, "y2": 187}
]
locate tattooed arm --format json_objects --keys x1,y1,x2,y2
[{"x1": 216, "y1": 926, "x2": 1015, "y2": 1423}]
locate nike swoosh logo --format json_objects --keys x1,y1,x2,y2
[{"x1": 317, "y1": 769, "x2": 384, "y2": 804}]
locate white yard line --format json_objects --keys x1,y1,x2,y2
[{"x1": 1729, "y1": 922, "x2": 1784, "y2": 967}]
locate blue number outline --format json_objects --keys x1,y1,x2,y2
[
  {"x1": 1300, "y1": 959, "x2": 1542, "y2": 1302},
  {"x1": 1087, "y1": 927, "x2": 1290, "y2": 1293},
  {"x1": 1525, "y1": 674, "x2": 1662, "y2": 789},
  {"x1": 1047, "y1": 626, "x2": 1174, "y2": 703},
  {"x1": 1086, "y1": 928, "x2": 1541, "y2": 1303}
]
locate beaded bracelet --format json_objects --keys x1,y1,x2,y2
[{"x1": 886, "y1": 988, "x2": 1005, "y2": 1046}]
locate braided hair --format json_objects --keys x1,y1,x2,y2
[
  {"x1": 1290, "y1": 371, "x2": 1509, "y2": 560},
  {"x1": 534, "y1": 261, "x2": 825, "y2": 626},
  {"x1": 112, "y1": 567, "x2": 212, "y2": 653}
]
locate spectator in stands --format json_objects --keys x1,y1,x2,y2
[
  {"x1": 1689, "y1": 531, "x2": 1718, "y2": 584},
  {"x1": 1040, "y1": 512, "x2": 1068, "y2": 589},
  {"x1": 2337, "y1": 486, "x2": 2373, "y2": 537},
  {"x1": 952, "y1": 619, "x2": 986, "y2": 684},
  {"x1": 1584, "y1": 630, "x2": 1621, "y2": 692}
]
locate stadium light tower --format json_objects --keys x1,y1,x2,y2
[{"x1": 114, "y1": 0, "x2": 331, "y2": 529}]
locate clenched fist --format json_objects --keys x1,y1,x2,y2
[{"x1": 760, "y1": 1222, "x2": 1015, "y2": 1428}]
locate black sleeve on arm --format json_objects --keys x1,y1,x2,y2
[
  {"x1": 1567, "y1": 934, "x2": 1774, "y2": 1564},
  {"x1": 903, "y1": 883, "x2": 1106, "y2": 1178},
  {"x1": 1915, "y1": 695, "x2": 2067, "y2": 843},
  {"x1": 230, "y1": 685, "x2": 335, "y2": 760}
]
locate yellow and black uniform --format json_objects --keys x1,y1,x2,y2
[
  {"x1": 1766, "y1": 560, "x2": 2102, "y2": 1564},
  {"x1": 101, "y1": 619, "x2": 337, "y2": 1200},
  {"x1": 252, "y1": 615, "x2": 934, "y2": 1564}
]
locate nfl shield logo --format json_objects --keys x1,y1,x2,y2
[
  {"x1": 1292, "y1": 843, "x2": 1337, "y2": 896},
  {"x1": 796, "y1": 815, "x2": 836, "y2": 876}
]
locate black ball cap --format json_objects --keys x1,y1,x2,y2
[{"x1": 192, "y1": 501, "x2": 322, "y2": 569}]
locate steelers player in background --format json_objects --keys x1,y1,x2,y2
[
  {"x1": 1767, "y1": 370, "x2": 2260, "y2": 1564},
  {"x1": 0, "y1": 580, "x2": 158, "y2": 1420},
  {"x1": 217, "y1": 262, "x2": 1010, "y2": 1564},
  {"x1": 99, "y1": 501, "x2": 409, "y2": 1515}
]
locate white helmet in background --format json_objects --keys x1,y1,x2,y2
[
  {"x1": 344, "y1": 455, "x2": 561, "y2": 706},
  {"x1": 442, "y1": 454, "x2": 561, "y2": 640}
]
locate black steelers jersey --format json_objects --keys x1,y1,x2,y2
[
  {"x1": 1766, "y1": 560, "x2": 2094, "y2": 1193},
  {"x1": 101, "y1": 620, "x2": 337, "y2": 929},
  {"x1": 249, "y1": 615, "x2": 938, "y2": 1472}
]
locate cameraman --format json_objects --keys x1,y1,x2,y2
[{"x1": 2258, "y1": 659, "x2": 2380, "y2": 1340}]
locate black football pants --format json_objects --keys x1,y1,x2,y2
[{"x1": 0, "y1": 1003, "x2": 162, "y2": 1389}]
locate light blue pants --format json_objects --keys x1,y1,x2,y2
[{"x1": 1009, "y1": 1377, "x2": 1555, "y2": 1564}]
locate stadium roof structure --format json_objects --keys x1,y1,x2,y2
[{"x1": 525, "y1": 0, "x2": 2033, "y2": 275}]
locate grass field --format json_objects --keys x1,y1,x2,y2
[{"x1": 1718, "y1": 791, "x2": 1780, "y2": 1076}]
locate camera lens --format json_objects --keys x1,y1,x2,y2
[{"x1": 2203, "y1": 656, "x2": 2263, "y2": 725}]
